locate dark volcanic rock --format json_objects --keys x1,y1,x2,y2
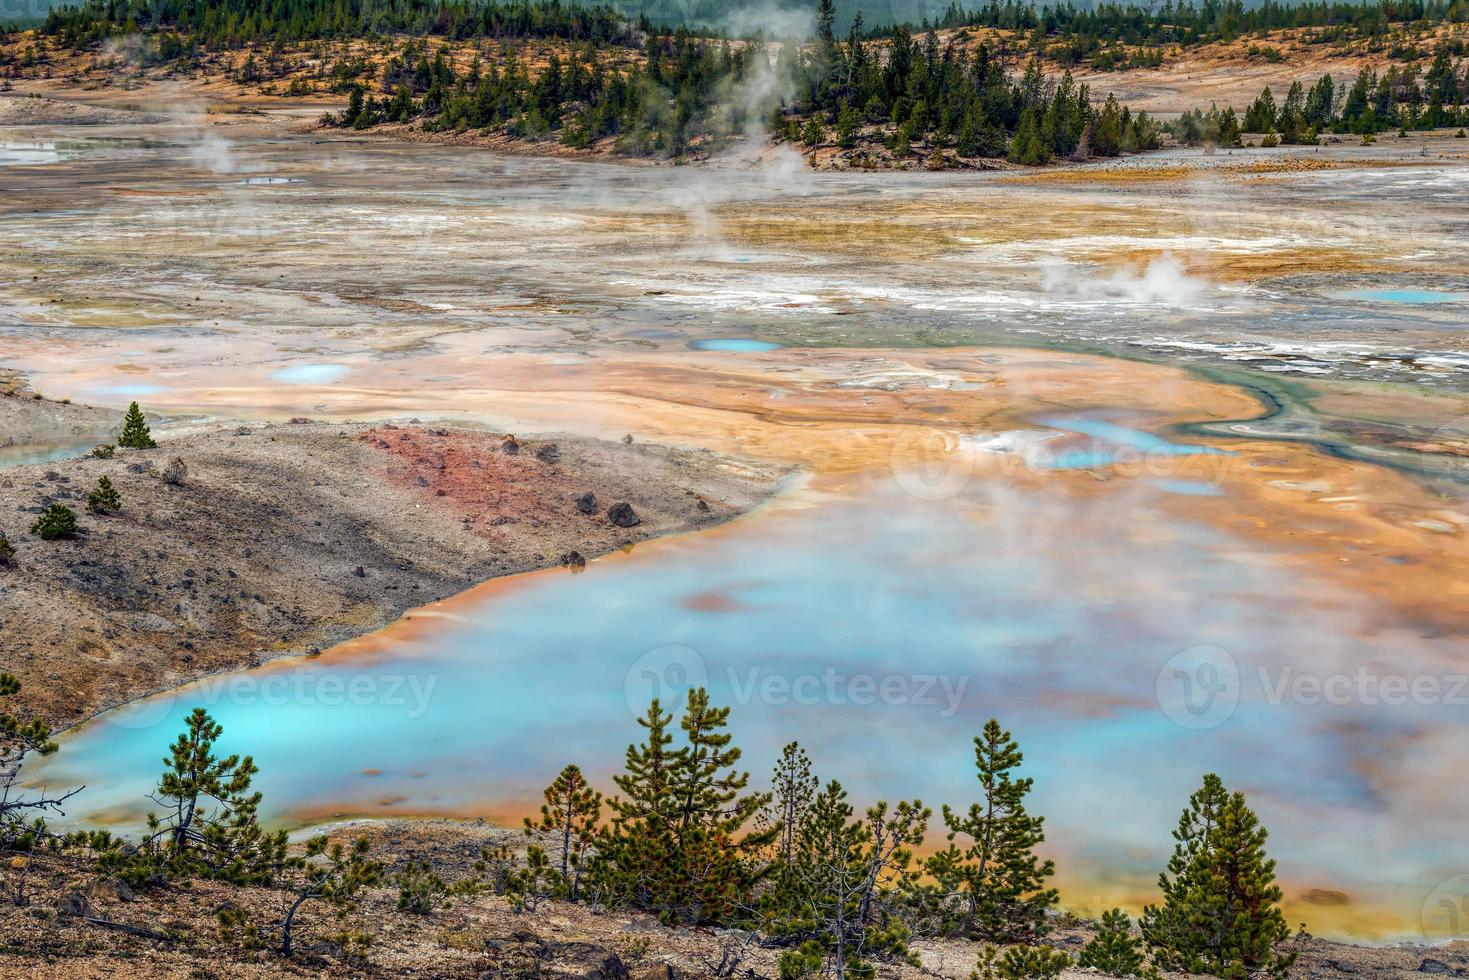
[
  {"x1": 607, "y1": 502, "x2": 640, "y2": 528},
  {"x1": 573, "y1": 492, "x2": 596, "y2": 515}
]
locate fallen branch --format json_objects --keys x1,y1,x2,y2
[{"x1": 80, "y1": 916, "x2": 173, "y2": 942}]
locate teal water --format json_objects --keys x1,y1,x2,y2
[
  {"x1": 689, "y1": 338, "x2": 782, "y2": 352},
  {"x1": 1336, "y1": 288, "x2": 1467, "y2": 305},
  {"x1": 26, "y1": 471, "x2": 1466, "y2": 930},
  {"x1": 1034, "y1": 417, "x2": 1232, "y2": 471},
  {"x1": 0, "y1": 441, "x2": 100, "y2": 468}
]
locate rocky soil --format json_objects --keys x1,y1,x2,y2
[
  {"x1": 1, "y1": 819, "x2": 1464, "y2": 979},
  {"x1": 0, "y1": 92, "x2": 172, "y2": 126},
  {"x1": 0, "y1": 389, "x2": 790, "y2": 730}
]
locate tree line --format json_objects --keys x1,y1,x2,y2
[
  {"x1": 3, "y1": 676, "x2": 1300, "y2": 978},
  {"x1": 37, "y1": 0, "x2": 652, "y2": 50},
  {"x1": 907, "y1": 0, "x2": 1469, "y2": 48},
  {"x1": 1168, "y1": 48, "x2": 1469, "y2": 148},
  {"x1": 321, "y1": 17, "x2": 1162, "y2": 164}
]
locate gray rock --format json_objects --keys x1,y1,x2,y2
[
  {"x1": 56, "y1": 891, "x2": 88, "y2": 917},
  {"x1": 574, "y1": 492, "x2": 597, "y2": 515}
]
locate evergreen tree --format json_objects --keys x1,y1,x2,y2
[
  {"x1": 134, "y1": 707, "x2": 288, "y2": 885},
  {"x1": 85, "y1": 475, "x2": 121, "y2": 514},
  {"x1": 278, "y1": 836, "x2": 381, "y2": 956},
  {"x1": 30, "y1": 503, "x2": 77, "y2": 540},
  {"x1": 0, "y1": 673, "x2": 75, "y2": 850},
  {"x1": 524, "y1": 763, "x2": 602, "y2": 900},
  {"x1": 1079, "y1": 908, "x2": 1154, "y2": 978},
  {"x1": 1093, "y1": 93, "x2": 1123, "y2": 156},
  {"x1": 596, "y1": 690, "x2": 772, "y2": 925},
  {"x1": 774, "y1": 779, "x2": 929, "y2": 979},
  {"x1": 924, "y1": 719, "x2": 1058, "y2": 942},
  {"x1": 802, "y1": 114, "x2": 826, "y2": 149},
  {"x1": 765, "y1": 741, "x2": 818, "y2": 865},
  {"x1": 1140, "y1": 774, "x2": 1295, "y2": 978},
  {"x1": 1244, "y1": 86, "x2": 1278, "y2": 133},
  {"x1": 836, "y1": 102, "x2": 861, "y2": 149},
  {"x1": 972, "y1": 944, "x2": 1073, "y2": 980},
  {"x1": 118, "y1": 401, "x2": 155, "y2": 449}
]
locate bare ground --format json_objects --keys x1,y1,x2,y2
[{"x1": 0, "y1": 388, "x2": 791, "y2": 730}]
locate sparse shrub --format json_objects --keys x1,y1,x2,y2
[
  {"x1": 217, "y1": 906, "x2": 263, "y2": 949},
  {"x1": 1080, "y1": 908, "x2": 1156, "y2": 977},
  {"x1": 0, "y1": 533, "x2": 13, "y2": 564},
  {"x1": 30, "y1": 504, "x2": 77, "y2": 540},
  {"x1": 91, "y1": 444, "x2": 115, "y2": 459},
  {"x1": 779, "y1": 940, "x2": 826, "y2": 979},
  {"x1": 86, "y1": 476, "x2": 121, "y2": 514},
  {"x1": 505, "y1": 844, "x2": 558, "y2": 912},
  {"x1": 1261, "y1": 131, "x2": 1280, "y2": 147},
  {"x1": 117, "y1": 401, "x2": 155, "y2": 449},
  {"x1": 973, "y1": 944, "x2": 1073, "y2": 980},
  {"x1": 395, "y1": 860, "x2": 450, "y2": 914},
  {"x1": 162, "y1": 457, "x2": 188, "y2": 485}
]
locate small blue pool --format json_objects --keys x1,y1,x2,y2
[
  {"x1": 689, "y1": 339, "x2": 782, "y2": 352},
  {"x1": 269, "y1": 363, "x2": 351, "y2": 384},
  {"x1": 1335, "y1": 288, "x2": 1467, "y2": 305}
]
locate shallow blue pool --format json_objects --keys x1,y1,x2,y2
[
  {"x1": 689, "y1": 338, "x2": 782, "y2": 352},
  {"x1": 269, "y1": 363, "x2": 351, "y2": 384},
  {"x1": 1335, "y1": 288, "x2": 1467, "y2": 305}
]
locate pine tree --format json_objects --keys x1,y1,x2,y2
[
  {"x1": 924, "y1": 719, "x2": 1057, "y2": 942},
  {"x1": 1140, "y1": 773, "x2": 1295, "y2": 978},
  {"x1": 86, "y1": 476, "x2": 121, "y2": 514},
  {"x1": 30, "y1": 503, "x2": 77, "y2": 540},
  {"x1": 524, "y1": 763, "x2": 601, "y2": 900},
  {"x1": 596, "y1": 690, "x2": 771, "y2": 925},
  {"x1": 1079, "y1": 908, "x2": 1154, "y2": 978},
  {"x1": 836, "y1": 102, "x2": 860, "y2": 149},
  {"x1": 118, "y1": 401, "x2": 155, "y2": 449},
  {"x1": 279, "y1": 836, "x2": 380, "y2": 956},
  {"x1": 776, "y1": 780, "x2": 929, "y2": 979},
  {"x1": 765, "y1": 741, "x2": 818, "y2": 865},
  {"x1": 137, "y1": 707, "x2": 287, "y2": 885},
  {"x1": 802, "y1": 115, "x2": 826, "y2": 149},
  {"x1": 1244, "y1": 86, "x2": 1278, "y2": 133}
]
